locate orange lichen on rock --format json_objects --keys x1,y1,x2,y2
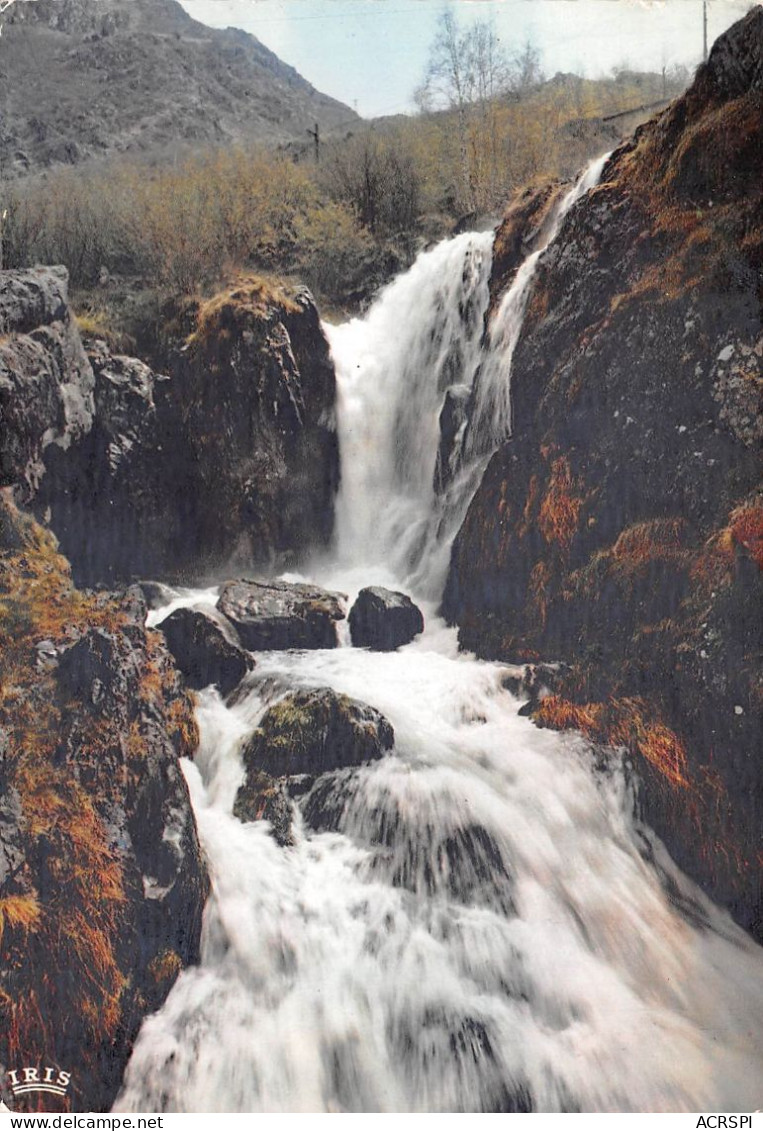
[
  {"x1": 538, "y1": 455, "x2": 585, "y2": 552},
  {"x1": 536, "y1": 694, "x2": 690, "y2": 789},
  {"x1": 534, "y1": 695, "x2": 604, "y2": 736},
  {"x1": 729, "y1": 504, "x2": 763, "y2": 570},
  {"x1": 528, "y1": 560, "x2": 552, "y2": 629},
  {"x1": 612, "y1": 517, "x2": 689, "y2": 565},
  {"x1": 692, "y1": 500, "x2": 763, "y2": 587}
]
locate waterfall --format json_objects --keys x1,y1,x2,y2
[
  {"x1": 114, "y1": 155, "x2": 763, "y2": 1114},
  {"x1": 324, "y1": 229, "x2": 493, "y2": 598},
  {"x1": 324, "y1": 152, "x2": 610, "y2": 600}
]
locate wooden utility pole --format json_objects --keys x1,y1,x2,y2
[
  {"x1": 307, "y1": 122, "x2": 319, "y2": 164},
  {"x1": 703, "y1": 1, "x2": 708, "y2": 62}
]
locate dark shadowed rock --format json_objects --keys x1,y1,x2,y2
[
  {"x1": 444, "y1": 10, "x2": 763, "y2": 939},
  {"x1": 218, "y1": 579, "x2": 346, "y2": 651},
  {"x1": 233, "y1": 770, "x2": 294, "y2": 847},
  {"x1": 243, "y1": 688, "x2": 394, "y2": 779},
  {"x1": 0, "y1": 497, "x2": 208, "y2": 1113},
  {"x1": 434, "y1": 385, "x2": 471, "y2": 494},
  {"x1": 349, "y1": 586, "x2": 424, "y2": 651},
  {"x1": 38, "y1": 281, "x2": 340, "y2": 586},
  {"x1": 233, "y1": 687, "x2": 394, "y2": 846},
  {"x1": 159, "y1": 607, "x2": 254, "y2": 697}
]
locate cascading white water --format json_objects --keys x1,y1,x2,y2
[
  {"x1": 465, "y1": 151, "x2": 611, "y2": 457},
  {"x1": 325, "y1": 229, "x2": 493, "y2": 597},
  {"x1": 115, "y1": 156, "x2": 763, "y2": 1114}
]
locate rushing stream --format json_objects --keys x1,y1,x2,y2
[{"x1": 115, "y1": 159, "x2": 763, "y2": 1113}]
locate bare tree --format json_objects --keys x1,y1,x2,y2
[{"x1": 416, "y1": 9, "x2": 514, "y2": 210}]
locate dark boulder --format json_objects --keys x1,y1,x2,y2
[
  {"x1": 217, "y1": 578, "x2": 346, "y2": 651},
  {"x1": 434, "y1": 385, "x2": 470, "y2": 494},
  {"x1": 242, "y1": 688, "x2": 394, "y2": 779},
  {"x1": 159, "y1": 606, "x2": 254, "y2": 697},
  {"x1": 232, "y1": 770, "x2": 294, "y2": 847},
  {"x1": 348, "y1": 586, "x2": 424, "y2": 651}
]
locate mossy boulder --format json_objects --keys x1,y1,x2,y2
[
  {"x1": 233, "y1": 688, "x2": 394, "y2": 844},
  {"x1": 243, "y1": 688, "x2": 394, "y2": 778}
]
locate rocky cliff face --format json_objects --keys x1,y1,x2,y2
[
  {"x1": 0, "y1": 267, "x2": 94, "y2": 497},
  {"x1": 1, "y1": 271, "x2": 340, "y2": 584},
  {"x1": 444, "y1": 9, "x2": 762, "y2": 938},
  {"x1": 0, "y1": 493, "x2": 208, "y2": 1112}
]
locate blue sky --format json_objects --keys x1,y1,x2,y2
[{"x1": 179, "y1": 0, "x2": 754, "y2": 118}]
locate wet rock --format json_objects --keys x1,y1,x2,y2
[
  {"x1": 243, "y1": 688, "x2": 394, "y2": 778},
  {"x1": 232, "y1": 770, "x2": 294, "y2": 847},
  {"x1": 233, "y1": 687, "x2": 393, "y2": 846},
  {"x1": 502, "y1": 663, "x2": 569, "y2": 706},
  {"x1": 348, "y1": 586, "x2": 424, "y2": 651},
  {"x1": 218, "y1": 578, "x2": 346, "y2": 651},
  {"x1": 159, "y1": 607, "x2": 254, "y2": 697},
  {"x1": 434, "y1": 385, "x2": 470, "y2": 494},
  {"x1": 138, "y1": 580, "x2": 178, "y2": 610}
]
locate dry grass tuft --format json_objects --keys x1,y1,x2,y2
[{"x1": 188, "y1": 274, "x2": 300, "y2": 347}]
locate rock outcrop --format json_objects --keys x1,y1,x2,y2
[
  {"x1": 0, "y1": 267, "x2": 94, "y2": 496},
  {"x1": 444, "y1": 9, "x2": 763, "y2": 939},
  {"x1": 348, "y1": 586, "x2": 425, "y2": 651},
  {"x1": 1, "y1": 274, "x2": 340, "y2": 585},
  {"x1": 0, "y1": 493, "x2": 208, "y2": 1112},
  {"x1": 218, "y1": 578, "x2": 346, "y2": 651},
  {"x1": 233, "y1": 688, "x2": 394, "y2": 844},
  {"x1": 159, "y1": 607, "x2": 254, "y2": 698},
  {"x1": 38, "y1": 340, "x2": 179, "y2": 584},
  {"x1": 160, "y1": 281, "x2": 340, "y2": 576}
]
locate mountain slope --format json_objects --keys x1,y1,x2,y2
[{"x1": 0, "y1": 0, "x2": 357, "y2": 176}]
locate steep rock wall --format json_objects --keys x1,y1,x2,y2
[
  {"x1": 0, "y1": 493, "x2": 208, "y2": 1112},
  {"x1": 444, "y1": 9, "x2": 762, "y2": 938}
]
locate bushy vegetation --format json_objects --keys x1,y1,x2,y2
[{"x1": 0, "y1": 49, "x2": 689, "y2": 319}]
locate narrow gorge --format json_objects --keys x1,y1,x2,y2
[{"x1": 0, "y1": 7, "x2": 760, "y2": 1115}]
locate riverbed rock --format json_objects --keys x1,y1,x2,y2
[
  {"x1": 348, "y1": 586, "x2": 424, "y2": 651},
  {"x1": 444, "y1": 10, "x2": 763, "y2": 939},
  {"x1": 159, "y1": 606, "x2": 254, "y2": 697},
  {"x1": 243, "y1": 688, "x2": 394, "y2": 779},
  {"x1": 233, "y1": 687, "x2": 394, "y2": 845},
  {"x1": 218, "y1": 578, "x2": 346, "y2": 651},
  {"x1": 233, "y1": 770, "x2": 294, "y2": 847}
]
